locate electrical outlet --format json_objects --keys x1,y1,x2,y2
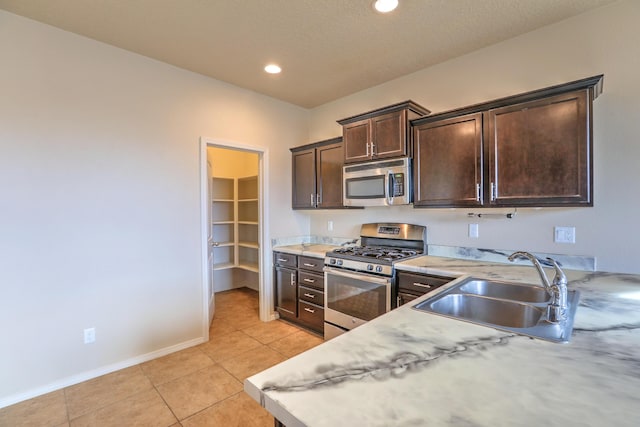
[
  {"x1": 327, "y1": 220, "x2": 334, "y2": 231},
  {"x1": 468, "y1": 223, "x2": 479, "y2": 238},
  {"x1": 554, "y1": 226, "x2": 576, "y2": 244},
  {"x1": 84, "y1": 328, "x2": 96, "y2": 344}
]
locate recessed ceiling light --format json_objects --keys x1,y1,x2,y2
[
  {"x1": 374, "y1": 0, "x2": 398, "y2": 13},
  {"x1": 264, "y1": 64, "x2": 282, "y2": 74}
]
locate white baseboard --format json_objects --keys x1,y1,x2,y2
[{"x1": 0, "y1": 336, "x2": 206, "y2": 410}]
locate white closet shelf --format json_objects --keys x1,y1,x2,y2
[
  {"x1": 213, "y1": 262, "x2": 235, "y2": 271},
  {"x1": 237, "y1": 262, "x2": 259, "y2": 273},
  {"x1": 211, "y1": 174, "x2": 259, "y2": 279}
]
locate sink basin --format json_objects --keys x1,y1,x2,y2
[
  {"x1": 412, "y1": 276, "x2": 580, "y2": 343},
  {"x1": 427, "y1": 294, "x2": 543, "y2": 328},
  {"x1": 458, "y1": 279, "x2": 550, "y2": 303}
]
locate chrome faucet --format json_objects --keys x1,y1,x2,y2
[{"x1": 508, "y1": 251, "x2": 568, "y2": 323}]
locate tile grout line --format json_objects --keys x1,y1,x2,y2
[
  {"x1": 62, "y1": 387, "x2": 71, "y2": 426},
  {"x1": 0, "y1": 288, "x2": 264, "y2": 426}
]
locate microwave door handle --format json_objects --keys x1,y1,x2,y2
[{"x1": 387, "y1": 170, "x2": 394, "y2": 205}]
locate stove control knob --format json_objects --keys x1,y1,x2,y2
[
  {"x1": 337, "y1": 260, "x2": 343, "y2": 266},
  {"x1": 329, "y1": 258, "x2": 336, "y2": 265},
  {"x1": 367, "y1": 264, "x2": 374, "y2": 271},
  {"x1": 376, "y1": 266, "x2": 383, "y2": 273}
]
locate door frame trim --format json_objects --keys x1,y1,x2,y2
[{"x1": 199, "y1": 137, "x2": 272, "y2": 340}]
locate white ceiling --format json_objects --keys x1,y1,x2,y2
[{"x1": 0, "y1": 0, "x2": 616, "y2": 108}]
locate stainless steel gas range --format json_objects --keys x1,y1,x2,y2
[{"x1": 323, "y1": 223, "x2": 426, "y2": 339}]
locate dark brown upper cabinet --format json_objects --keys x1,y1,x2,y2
[
  {"x1": 412, "y1": 75, "x2": 603, "y2": 208},
  {"x1": 414, "y1": 112, "x2": 484, "y2": 207},
  {"x1": 291, "y1": 137, "x2": 345, "y2": 209},
  {"x1": 337, "y1": 101, "x2": 430, "y2": 164}
]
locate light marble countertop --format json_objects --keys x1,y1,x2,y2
[
  {"x1": 245, "y1": 255, "x2": 640, "y2": 426},
  {"x1": 272, "y1": 244, "x2": 340, "y2": 259}
]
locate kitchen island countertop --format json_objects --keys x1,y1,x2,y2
[{"x1": 245, "y1": 255, "x2": 640, "y2": 426}]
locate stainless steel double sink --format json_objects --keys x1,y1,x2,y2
[{"x1": 413, "y1": 277, "x2": 580, "y2": 343}]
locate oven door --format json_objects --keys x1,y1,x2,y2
[{"x1": 324, "y1": 266, "x2": 392, "y2": 333}]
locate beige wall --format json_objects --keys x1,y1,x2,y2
[
  {"x1": 0, "y1": 10, "x2": 311, "y2": 405},
  {"x1": 307, "y1": 0, "x2": 640, "y2": 274}
]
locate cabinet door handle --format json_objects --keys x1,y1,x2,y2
[
  {"x1": 317, "y1": 193, "x2": 321, "y2": 204},
  {"x1": 310, "y1": 193, "x2": 315, "y2": 206},
  {"x1": 303, "y1": 263, "x2": 316, "y2": 268},
  {"x1": 476, "y1": 183, "x2": 481, "y2": 202},
  {"x1": 412, "y1": 282, "x2": 433, "y2": 289},
  {"x1": 290, "y1": 276, "x2": 296, "y2": 286},
  {"x1": 303, "y1": 278, "x2": 315, "y2": 283},
  {"x1": 370, "y1": 141, "x2": 375, "y2": 156},
  {"x1": 304, "y1": 307, "x2": 315, "y2": 313},
  {"x1": 277, "y1": 258, "x2": 288, "y2": 263},
  {"x1": 490, "y1": 182, "x2": 496, "y2": 201},
  {"x1": 303, "y1": 293, "x2": 315, "y2": 298},
  {"x1": 366, "y1": 141, "x2": 370, "y2": 157}
]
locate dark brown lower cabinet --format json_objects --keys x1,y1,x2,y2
[
  {"x1": 397, "y1": 271, "x2": 454, "y2": 306},
  {"x1": 273, "y1": 252, "x2": 324, "y2": 335},
  {"x1": 274, "y1": 260, "x2": 297, "y2": 321}
]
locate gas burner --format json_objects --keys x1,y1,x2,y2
[
  {"x1": 329, "y1": 246, "x2": 423, "y2": 262},
  {"x1": 325, "y1": 223, "x2": 426, "y2": 276}
]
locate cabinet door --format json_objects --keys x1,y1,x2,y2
[
  {"x1": 487, "y1": 89, "x2": 591, "y2": 206},
  {"x1": 371, "y1": 110, "x2": 407, "y2": 160},
  {"x1": 275, "y1": 266, "x2": 297, "y2": 319},
  {"x1": 316, "y1": 142, "x2": 344, "y2": 208},
  {"x1": 343, "y1": 119, "x2": 371, "y2": 164},
  {"x1": 292, "y1": 148, "x2": 317, "y2": 209},
  {"x1": 413, "y1": 113, "x2": 483, "y2": 207}
]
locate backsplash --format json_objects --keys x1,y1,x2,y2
[
  {"x1": 427, "y1": 245, "x2": 596, "y2": 271},
  {"x1": 271, "y1": 235, "x2": 355, "y2": 248},
  {"x1": 271, "y1": 235, "x2": 596, "y2": 272}
]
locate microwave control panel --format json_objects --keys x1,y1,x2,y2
[{"x1": 392, "y1": 173, "x2": 404, "y2": 196}]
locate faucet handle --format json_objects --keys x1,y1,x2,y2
[{"x1": 546, "y1": 257, "x2": 567, "y2": 287}]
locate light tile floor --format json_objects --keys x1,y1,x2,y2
[{"x1": 0, "y1": 288, "x2": 323, "y2": 426}]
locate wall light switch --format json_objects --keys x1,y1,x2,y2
[
  {"x1": 84, "y1": 327, "x2": 96, "y2": 344},
  {"x1": 469, "y1": 223, "x2": 479, "y2": 238},
  {"x1": 554, "y1": 226, "x2": 576, "y2": 244}
]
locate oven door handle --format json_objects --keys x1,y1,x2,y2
[{"x1": 324, "y1": 266, "x2": 392, "y2": 285}]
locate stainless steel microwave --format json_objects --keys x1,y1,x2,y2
[{"x1": 343, "y1": 157, "x2": 412, "y2": 207}]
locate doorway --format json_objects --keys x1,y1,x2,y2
[{"x1": 200, "y1": 138, "x2": 272, "y2": 340}]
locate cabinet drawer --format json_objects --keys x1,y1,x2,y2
[
  {"x1": 298, "y1": 256, "x2": 324, "y2": 273},
  {"x1": 274, "y1": 252, "x2": 297, "y2": 268},
  {"x1": 299, "y1": 285, "x2": 324, "y2": 305},
  {"x1": 298, "y1": 301, "x2": 324, "y2": 332},
  {"x1": 298, "y1": 271, "x2": 324, "y2": 291},
  {"x1": 397, "y1": 271, "x2": 454, "y2": 296}
]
